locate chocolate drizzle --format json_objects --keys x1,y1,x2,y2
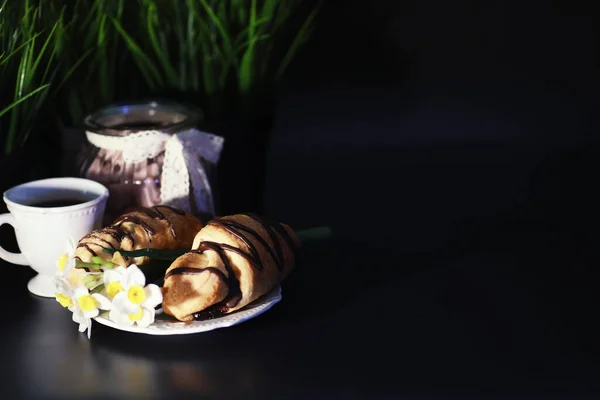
[
  {"x1": 164, "y1": 214, "x2": 295, "y2": 321},
  {"x1": 165, "y1": 266, "x2": 228, "y2": 284},
  {"x1": 76, "y1": 243, "x2": 98, "y2": 257},
  {"x1": 103, "y1": 226, "x2": 134, "y2": 245},
  {"x1": 156, "y1": 205, "x2": 186, "y2": 215},
  {"x1": 136, "y1": 206, "x2": 176, "y2": 238},
  {"x1": 245, "y1": 213, "x2": 298, "y2": 257},
  {"x1": 78, "y1": 233, "x2": 116, "y2": 249},
  {"x1": 207, "y1": 213, "x2": 297, "y2": 271},
  {"x1": 76, "y1": 205, "x2": 187, "y2": 260},
  {"x1": 137, "y1": 207, "x2": 164, "y2": 220},
  {"x1": 113, "y1": 215, "x2": 156, "y2": 236}
]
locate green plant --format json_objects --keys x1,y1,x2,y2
[
  {"x1": 112, "y1": 0, "x2": 321, "y2": 121},
  {"x1": 0, "y1": 0, "x2": 67, "y2": 156},
  {"x1": 49, "y1": 0, "x2": 136, "y2": 126}
]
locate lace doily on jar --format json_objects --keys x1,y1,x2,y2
[{"x1": 85, "y1": 129, "x2": 224, "y2": 215}]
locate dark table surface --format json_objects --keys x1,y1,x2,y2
[{"x1": 1, "y1": 215, "x2": 600, "y2": 399}]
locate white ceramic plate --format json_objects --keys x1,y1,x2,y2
[{"x1": 94, "y1": 286, "x2": 282, "y2": 335}]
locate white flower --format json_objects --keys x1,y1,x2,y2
[
  {"x1": 108, "y1": 265, "x2": 162, "y2": 328},
  {"x1": 54, "y1": 278, "x2": 76, "y2": 311},
  {"x1": 55, "y1": 237, "x2": 77, "y2": 279},
  {"x1": 71, "y1": 286, "x2": 112, "y2": 339},
  {"x1": 103, "y1": 266, "x2": 127, "y2": 300}
]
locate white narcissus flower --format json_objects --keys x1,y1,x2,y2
[
  {"x1": 103, "y1": 266, "x2": 127, "y2": 300},
  {"x1": 71, "y1": 286, "x2": 112, "y2": 339},
  {"x1": 109, "y1": 265, "x2": 162, "y2": 328},
  {"x1": 55, "y1": 237, "x2": 77, "y2": 279},
  {"x1": 54, "y1": 278, "x2": 75, "y2": 311}
]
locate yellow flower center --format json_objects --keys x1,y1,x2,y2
[
  {"x1": 55, "y1": 293, "x2": 73, "y2": 308},
  {"x1": 127, "y1": 286, "x2": 146, "y2": 305},
  {"x1": 77, "y1": 295, "x2": 98, "y2": 312},
  {"x1": 58, "y1": 254, "x2": 68, "y2": 272},
  {"x1": 106, "y1": 282, "x2": 124, "y2": 299},
  {"x1": 128, "y1": 307, "x2": 144, "y2": 321}
]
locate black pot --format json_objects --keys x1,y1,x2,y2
[{"x1": 202, "y1": 115, "x2": 274, "y2": 216}]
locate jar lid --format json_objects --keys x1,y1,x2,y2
[{"x1": 83, "y1": 100, "x2": 203, "y2": 136}]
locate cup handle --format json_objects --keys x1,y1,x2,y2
[{"x1": 0, "y1": 213, "x2": 29, "y2": 265}]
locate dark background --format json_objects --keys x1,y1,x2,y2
[
  {"x1": 2, "y1": 0, "x2": 600, "y2": 398},
  {"x1": 267, "y1": 0, "x2": 600, "y2": 245},
  {"x1": 262, "y1": 0, "x2": 600, "y2": 395}
]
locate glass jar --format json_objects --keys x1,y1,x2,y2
[{"x1": 77, "y1": 100, "x2": 210, "y2": 223}]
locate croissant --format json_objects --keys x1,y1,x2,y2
[
  {"x1": 162, "y1": 213, "x2": 299, "y2": 322},
  {"x1": 74, "y1": 205, "x2": 203, "y2": 266}
]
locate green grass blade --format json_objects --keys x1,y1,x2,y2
[
  {"x1": 0, "y1": 34, "x2": 39, "y2": 66},
  {"x1": 31, "y1": 12, "x2": 59, "y2": 76},
  {"x1": 54, "y1": 48, "x2": 92, "y2": 93},
  {"x1": 236, "y1": 34, "x2": 271, "y2": 53},
  {"x1": 186, "y1": 0, "x2": 199, "y2": 92},
  {"x1": 110, "y1": 16, "x2": 162, "y2": 90},
  {"x1": 14, "y1": 42, "x2": 30, "y2": 106},
  {"x1": 201, "y1": 41, "x2": 216, "y2": 96},
  {"x1": 260, "y1": 0, "x2": 278, "y2": 17},
  {"x1": 276, "y1": 1, "x2": 321, "y2": 79},
  {"x1": 145, "y1": 2, "x2": 178, "y2": 87},
  {"x1": 3, "y1": 83, "x2": 51, "y2": 154},
  {"x1": 0, "y1": 84, "x2": 51, "y2": 119},
  {"x1": 198, "y1": 0, "x2": 237, "y2": 69},
  {"x1": 236, "y1": 17, "x2": 271, "y2": 41},
  {"x1": 239, "y1": 0, "x2": 258, "y2": 92}
]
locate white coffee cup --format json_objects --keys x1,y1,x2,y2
[{"x1": 0, "y1": 177, "x2": 109, "y2": 298}]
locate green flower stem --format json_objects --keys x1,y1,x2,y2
[
  {"x1": 90, "y1": 283, "x2": 105, "y2": 295},
  {"x1": 99, "y1": 226, "x2": 332, "y2": 262},
  {"x1": 83, "y1": 273, "x2": 102, "y2": 286},
  {"x1": 102, "y1": 248, "x2": 187, "y2": 260},
  {"x1": 91, "y1": 256, "x2": 116, "y2": 269},
  {"x1": 84, "y1": 274, "x2": 104, "y2": 290},
  {"x1": 296, "y1": 226, "x2": 332, "y2": 243},
  {"x1": 75, "y1": 260, "x2": 102, "y2": 270},
  {"x1": 98, "y1": 226, "x2": 333, "y2": 261}
]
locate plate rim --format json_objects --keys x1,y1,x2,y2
[{"x1": 94, "y1": 285, "x2": 282, "y2": 335}]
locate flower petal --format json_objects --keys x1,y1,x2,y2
[
  {"x1": 113, "y1": 291, "x2": 139, "y2": 314},
  {"x1": 103, "y1": 269, "x2": 122, "y2": 284},
  {"x1": 137, "y1": 307, "x2": 155, "y2": 328},
  {"x1": 109, "y1": 308, "x2": 134, "y2": 327},
  {"x1": 64, "y1": 258, "x2": 76, "y2": 276},
  {"x1": 73, "y1": 286, "x2": 90, "y2": 299},
  {"x1": 92, "y1": 293, "x2": 112, "y2": 310},
  {"x1": 66, "y1": 237, "x2": 77, "y2": 254},
  {"x1": 123, "y1": 264, "x2": 146, "y2": 288},
  {"x1": 72, "y1": 309, "x2": 84, "y2": 323},
  {"x1": 114, "y1": 266, "x2": 127, "y2": 275},
  {"x1": 143, "y1": 284, "x2": 163, "y2": 308},
  {"x1": 83, "y1": 308, "x2": 99, "y2": 319},
  {"x1": 54, "y1": 278, "x2": 72, "y2": 295},
  {"x1": 78, "y1": 322, "x2": 87, "y2": 333}
]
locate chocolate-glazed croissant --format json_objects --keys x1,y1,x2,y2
[
  {"x1": 74, "y1": 205, "x2": 203, "y2": 266},
  {"x1": 162, "y1": 213, "x2": 299, "y2": 322}
]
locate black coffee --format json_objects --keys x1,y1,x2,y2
[{"x1": 29, "y1": 198, "x2": 87, "y2": 208}]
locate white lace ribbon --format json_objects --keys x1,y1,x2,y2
[{"x1": 85, "y1": 129, "x2": 224, "y2": 215}]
